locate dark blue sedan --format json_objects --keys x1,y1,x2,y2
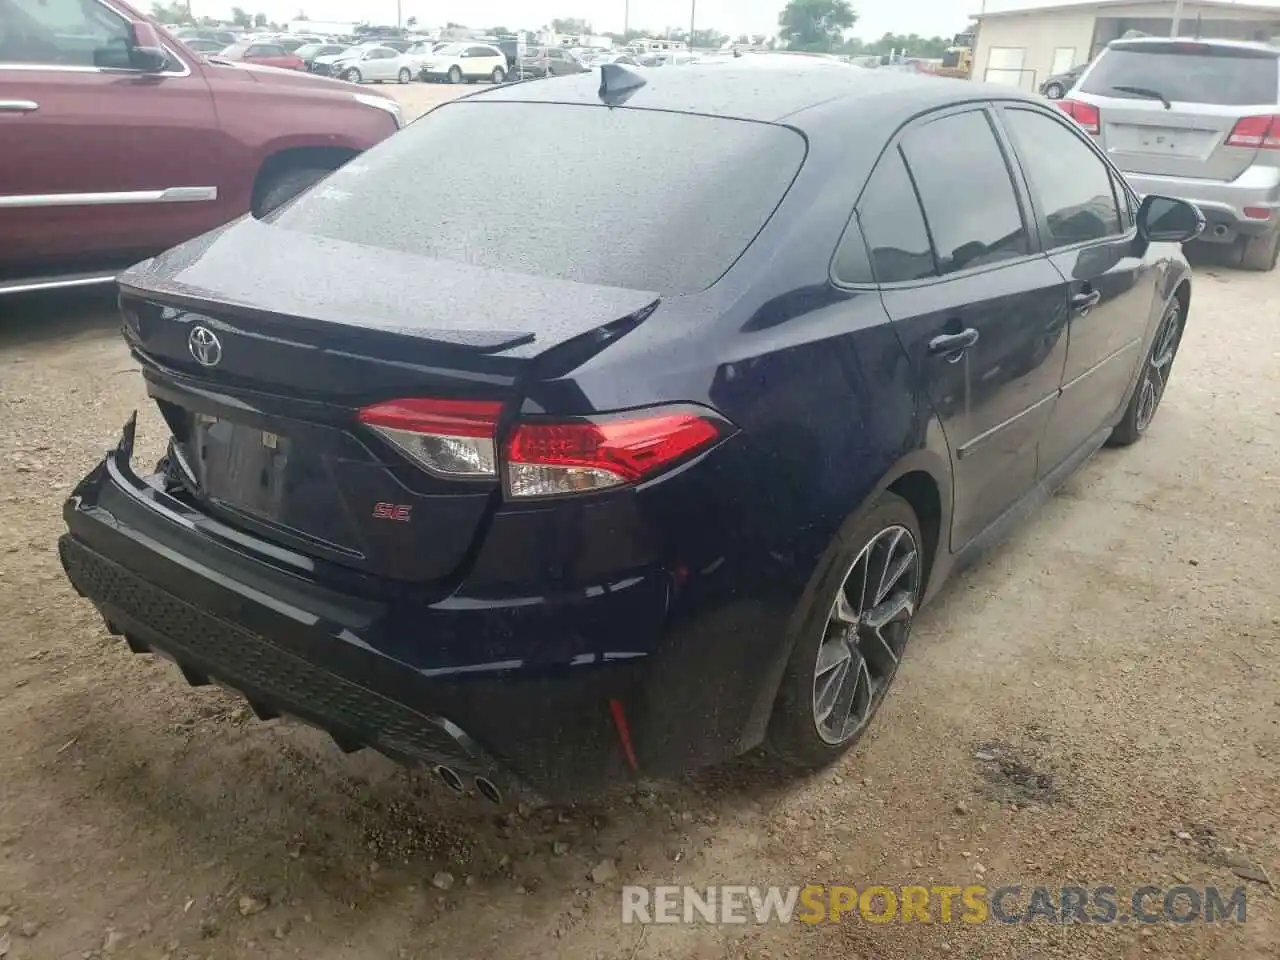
[{"x1": 59, "y1": 62, "x2": 1202, "y2": 803}]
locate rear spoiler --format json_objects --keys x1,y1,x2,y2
[{"x1": 1109, "y1": 39, "x2": 1280, "y2": 59}]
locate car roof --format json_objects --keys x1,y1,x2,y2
[
  {"x1": 469, "y1": 62, "x2": 1046, "y2": 127},
  {"x1": 1109, "y1": 36, "x2": 1280, "y2": 55}
]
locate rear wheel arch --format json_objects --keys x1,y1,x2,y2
[
  {"x1": 251, "y1": 146, "x2": 359, "y2": 217},
  {"x1": 1173, "y1": 278, "x2": 1190, "y2": 317},
  {"x1": 739, "y1": 449, "x2": 952, "y2": 751},
  {"x1": 886, "y1": 468, "x2": 943, "y2": 598}
]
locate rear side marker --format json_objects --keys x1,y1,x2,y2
[{"x1": 609, "y1": 698, "x2": 640, "y2": 771}]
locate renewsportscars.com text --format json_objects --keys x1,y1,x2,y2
[{"x1": 621, "y1": 884, "x2": 1249, "y2": 925}]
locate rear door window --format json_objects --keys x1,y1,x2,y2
[
  {"x1": 835, "y1": 147, "x2": 935, "y2": 284},
  {"x1": 272, "y1": 101, "x2": 806, "y2": 294},
  {"x1": 1081, "y1": 44, "x2": 1280, "y2": 105},
  {"x1": 900, "y1": 110, "x2": 1031, "y2": 276},
  {"x1": 1002, "y1": 108, "x2": 1122, "y2": 247}
]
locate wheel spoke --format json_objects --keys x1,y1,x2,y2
[
  {"x1": 862, "y1": 589, "x2": 915, "y2": 632},
  {"x1": 875, "y1": 549, "x2": 917, "y2": 606},
  {"x1": 848, "y1": 658, "x2": 872, "y2": 731},
  {"x1": 814, "y1": 652, "x2": 851, "y2": 726},
  {"x1": 831, "y1": 588, "x2": 859, "y2": 625},
  {"x1": 815, "y1": 639, "x2": 852, "y2": 681},
  {"x1": 873, "y1": 528, "x2": 906, "y2": 603},
  {"x1": 862, "y1": 622, "x2": 900, "y2": 667}
]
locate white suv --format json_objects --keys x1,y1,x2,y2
[
  {"x1": 1060, "y1": 37, "x2": 1280, "y2": 270},
  {"x1": 419, "y1": 43, "x2": 507, "y2": 84}
]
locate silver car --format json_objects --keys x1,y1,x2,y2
[{"x1": 1063, "y1": 37, "x2": 1280, "y2": 270}]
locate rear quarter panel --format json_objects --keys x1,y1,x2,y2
[{"x1": 504, "y1": 121, "x2": 953, "y2": 760}]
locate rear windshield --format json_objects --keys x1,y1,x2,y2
[
  {"x1": 1081, "y1": 44, "x2": 1279, "y2": 105},
  {"x1": 271, "y1": 101, "x2": 806, "y2": 294}
]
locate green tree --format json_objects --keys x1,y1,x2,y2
[
  {"x1": 229, "y1": 6, "x2": 251, "y2": 27},
  {"x1": 777, "y1": 0, "x2": 856, "y2": 51},
  {"x1": 253, "y1": 11, "x2": 267, "y2": 27},
  {"x1": 406, "y1": 16, "x2": 418, "y2": 28},
  {"x1": 692, "y1": 28, "x2": 728, "y2": 49},
  {"x1": 551, "y1": 17, "x2": 592, "y2": 36},
  {"x1": 864, "y1": 32, "x2": 952, "y2": 58},
  {"x1": 149, "y1": 1, "x2": 187, "y2": 24}
]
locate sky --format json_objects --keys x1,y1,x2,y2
[{"x1": 192, "y1": 0, "x2": 978, "y2": 41}]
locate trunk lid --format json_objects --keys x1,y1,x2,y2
[
  {"x1": 1078, "y1": 40, "x2": 1280, "y2": 181},
  {"x1": 118, "y1": 218, "x2": 659, "y2": 582}
]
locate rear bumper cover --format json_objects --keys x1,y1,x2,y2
[
  {"x1": 58, "y1": 416, "x2": 688, "y2": 801},
  {"x1": 1125, "y1": 165, "x2": 1280, "y2": 242}
]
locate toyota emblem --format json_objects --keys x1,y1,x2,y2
[{"x1": 188, "y1": 326, "x2": 222, "y2": 367}]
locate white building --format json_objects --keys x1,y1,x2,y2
[
  {"x1": 972, "y1": 0, "x2": 1280, "y2": 90},
  {"x1": 286, "y1": 19, "x2": 359, "y2": 35}
]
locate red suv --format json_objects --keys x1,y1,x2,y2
[
  {"x1": 217, "y1": 40, "x2": 305, "y2": 71},
  {"x1": 0, "y1": 0, "x2": 403, "y2": 296}
]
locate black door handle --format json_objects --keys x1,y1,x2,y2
[
  {"x1": 928, "y1": 328, "x2": 980, "y2": 357},
  {"x1": 1072, "y1": 289, "x2": 1102, "y2": 313}
]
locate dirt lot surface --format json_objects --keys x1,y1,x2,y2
[
  {"x1": 0, "y1": 159, "x2": 1277, "y2": 959},
  {"x1": 390, "y1": 81, "x2": 471, "y2": 120}
]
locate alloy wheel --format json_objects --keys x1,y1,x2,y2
[
  {"x1": 1135, "y1": 301, "x2": 1183, "y2": 433},
  {"x1": 812, "y1": 525, "x2": 921, "y2": 745}
]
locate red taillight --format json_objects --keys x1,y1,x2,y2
[
  {"x1": 504, "y1": 408, "x2": 726, "y2": 499},
  {"x1": 357, "y1": 400, "x2": 729, "y2": 496},
  {"x1": 1056, "y1": 99, "x2": 1100, "y2": 136},
  {"x1": 358, "y1": 398, "x2": 502, "y2": 478},
  {"x1": 1226, "y1": 115, "x2": 1280, "y2": 150}
]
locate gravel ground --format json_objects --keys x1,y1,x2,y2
[
  {"x1": 0, "y1": 175, "x2": 1276, "y2": 958},
  {"x1": 389, "y1": 81, "x2": 471, "y2": 120}
]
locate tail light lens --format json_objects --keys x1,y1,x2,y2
[
  {"x1": 358, "y1": 401, "x2": 729, "y2": 496},
  {"x1": 505, "y1": 408, "x2": 727, "y2": 499},
  {"x1": 358, "y1": 398, "x2": 502, "y2": 478},
  {"x1": 1226, "y1": 115, "x2": 1280, "y2": 150},
  {"x1": 1056, "y1": 99, "x2": 1100, "y2": 136}
]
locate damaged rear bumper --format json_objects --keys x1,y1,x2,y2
[{"x1": 58, "y1": 415, "x2": 669, "y2": 803}]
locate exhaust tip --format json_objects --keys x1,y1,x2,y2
[
  {"x1": 435, "y1": 765, "x2": 465, "y2": 793},
  {"x1": 1213, "y1": 224, "x2": 1229, "y2": 237},
  {"x1": 474, "y1": 776, "x2": 502, "y2": 805}
]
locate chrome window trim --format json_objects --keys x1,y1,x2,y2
[
  {"x1": 0, "y1": 273, "x2": 117, "y2": 295},
  {"x1": 0, "y1": 48, "x2": 192, "y2": 78},
  {"x1": 0, "y1": 187, "x2": 218, "y2": 209},
  {"x1": 0, "y1": 0, "x2": 192, "y2": 77}
]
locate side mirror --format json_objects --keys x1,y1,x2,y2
[
  {"x1": 128, "y1": 21, "x2": 168, "y2": 71},
  {"x1": 1137, "y1": 195, "x2": 1205, "y2": 244}
]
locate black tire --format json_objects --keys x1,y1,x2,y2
[
  {"x1": 253, "y1": 166, "x2": 330, "y2": 218},
  {"x1": 1107, "y1": 294, "x2": 1185, "y2": 447},
  {"x1": 1044, "y1": 82, "x2": 1064, "y2": 99},
  {"x1": 767, "y1": 492, "x2": 925, "y2": 770},
  {"x1": 491, "y1": 66, "x2": 506, "y2": 83},
  {"x1": 1238, "y1": 229, "x2": 1279, "y2": 271},
  {"x1": 397, "y1": 68, "x2": 411, "y2": 83},
  {"x1": 342, "y1": 67, "x2": 361, "y2": 83},
  {"x1": 448, "y1": 65, "x2": 462, "y2": 84}
]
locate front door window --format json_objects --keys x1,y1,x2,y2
[{"x1": 1, "y1": 0, "x2": 130, "y2": 66}]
